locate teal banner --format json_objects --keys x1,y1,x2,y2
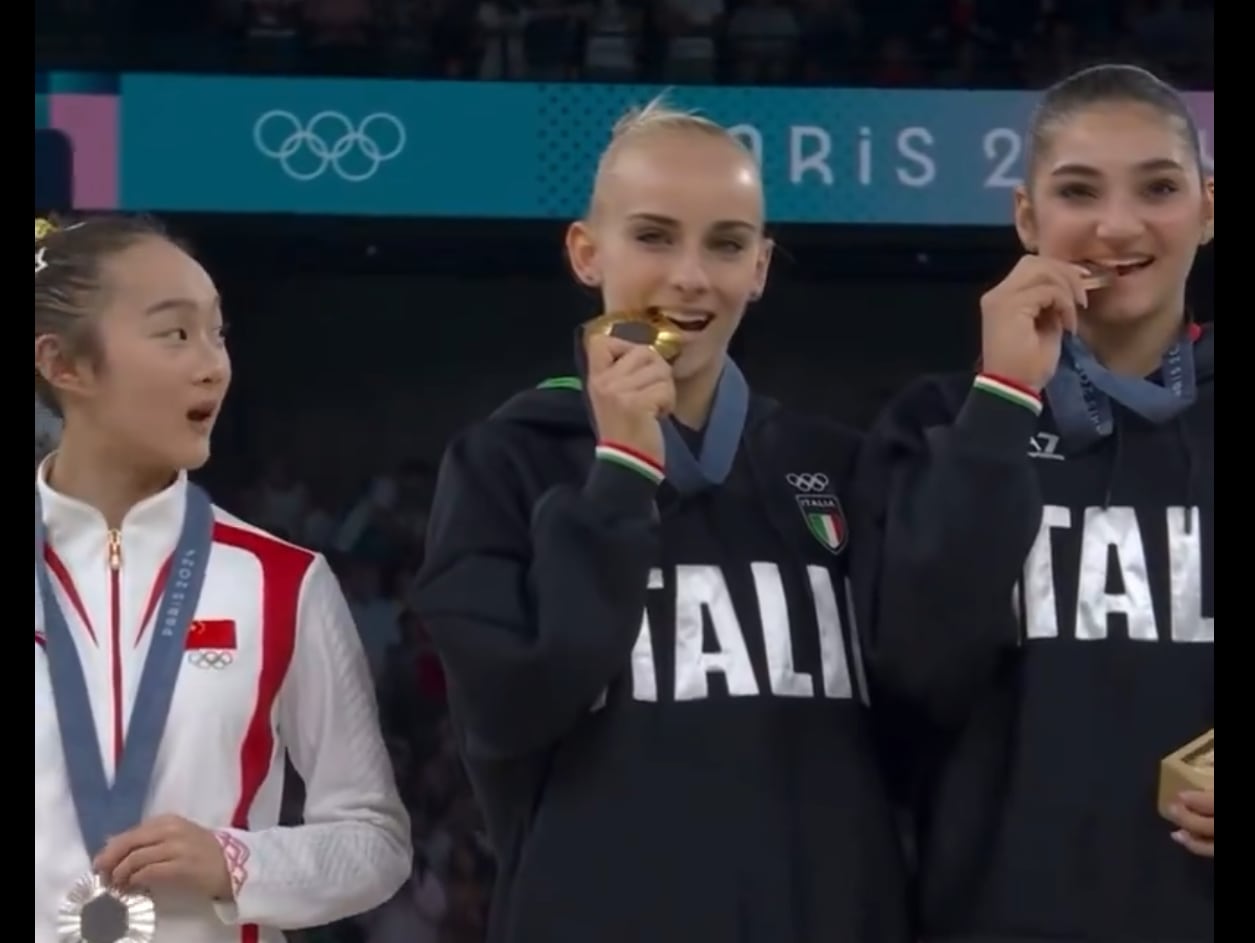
[{"x1": 36, "y1": 73, "x2": 1215, "y2": 225}]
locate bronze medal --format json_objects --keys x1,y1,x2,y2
[{"x1": 1079, "y1": 261, "x2": 1115, "y2": 292}]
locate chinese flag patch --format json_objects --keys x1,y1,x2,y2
[{"x1": 186, "y1": 619, "x2": 237, "y2": 650}]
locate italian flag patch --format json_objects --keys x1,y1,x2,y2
[{"x1": 796, "y1": 494, "x2": 847, "y2": 554}]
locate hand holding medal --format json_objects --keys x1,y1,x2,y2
[
  {"x1": 93, "y1": 814, "x2": 233, "y2": 899},
  {"x1": 38, "y1": 485, "x2": 217, "y2": 943},
  {"x1": 584, "y1": 324, "x2": 676, "y2": 469},
  {"x1": 978, "y1": 256, "x2": 1111, "y2": 392},
  {"x1": 56, "y1": 874, "x2": 154, "y2": 943},
  {"x1": 58, "y1": 816, "x2": 236, "y2": 942}
]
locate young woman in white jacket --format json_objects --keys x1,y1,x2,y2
[{"x1": 34, "y1": 214, "x2": 412, "y2": 943}]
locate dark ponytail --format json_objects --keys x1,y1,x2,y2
[
  {"x1": 34, "y1": 213, "x2": 170, "y2": 416},
  {"x1": 1024, "y1": 63, "x2": 1203, "y2": 183}
]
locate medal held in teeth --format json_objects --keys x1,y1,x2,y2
[
  {"x1": 1078, "y1": 258, "x2": 1154, "y2": 291},
  {"x1": 1079, "y1": 261, "x2": 1115, "y2": 291},
  {"x1": 583, "y1": 307, "x2": 684, "y2": 363}
]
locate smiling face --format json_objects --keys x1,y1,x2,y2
[
  {"x1": 1016, "y1": 100, "x2": 1214, "y2": 330},
  {"x1": 566, "y1": 125, "x2": 772, "y2": 383}
]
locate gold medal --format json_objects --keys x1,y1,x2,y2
[
  {"x1": 583, "y1": 307, "x2": 684, "y2": 363},
  {"x1": 57, "y1": 872, "x2": 156, "y2": 943}
]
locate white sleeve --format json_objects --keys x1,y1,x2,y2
[{"x1": 213, "y1": 555, "x2": 412, "y2": 929}]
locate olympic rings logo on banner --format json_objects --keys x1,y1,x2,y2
[
  {"x1": 187, "y1": 650, "x2": 234, "y2": 670},
  {"x1": 786, "y1": 473, "x2": 830, "y2": 493},
  {"x1": 253, "y1": 110, "x2": 407, "y2": 182}
]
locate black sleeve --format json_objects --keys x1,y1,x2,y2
[
  {"x1": 412, "y1": 426, "x2": 659, "y2": 761},
  {"x1": 850, "y1": 376, "x2": 1044, "y2": 727}
]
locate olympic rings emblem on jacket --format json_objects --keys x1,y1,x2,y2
[
  {"x1": 786, "y1": 473, "x2": 831, "y2": 493},
  {"x1": 186, "y1": 649, "x2": 234, "y2": 670},
  {"x1": 253, "y1": 110, "x2": 407, "y2": 182}
]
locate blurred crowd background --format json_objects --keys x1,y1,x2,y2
[
  {"x1": 36, "y1": 2, "x2": 1213, "y2": 941},
  {"x1": 40, "y1": 0, "x2": 1213, "y2": 89}
]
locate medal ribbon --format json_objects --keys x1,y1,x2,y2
[
  {"x1": 660, "y1": 358, "x2": 749, "y2": 494},
  {"x1": 1044, "y1": 329, "x2": 1197, "y2": 448},
  {"x1": 36, "y1": 483, "x2": 214, "y2": 858}
]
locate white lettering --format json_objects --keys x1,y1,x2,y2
[
  {"x1": 1075, "y1": 507, "x2": 1156, "y2": 641},
  {"x1": 1167, "y1": 507, "x2": 1214, "y2": 642},
  {"x1": 752, "y1": 563, "x2": 814, "y2": 696},
  {"x1": 807, "y1": 566, "x2": 855, "y2": 700},
  {"x1": 629, "y1": 568, "x2": 665, "y2": 701},
  {"x1": 983, "y1": 128, "x2": 1023, "y2": 188},
  {"x1": 1023, "y1": 506, "x2": 1071, "y2": 640},
  {"x1": 1028, "y1": 432, "x2": 1063, "y2": 460},
  {"x1": 895, "y1": 127, "x2": 936, "y2": 187},
  {"x1": 789, "y1": 126, "x2": 833, "y2": 185},
  {"x1": 857, "y1": 127, "x2": 872, "y2": 186},
  {"x1": 621, "y1": 563, "x2": 865, "y2": 703},
  {"x1": 1024, "y1": 504, "x2": 1212, "y2": 644},
  {"x1": 674, "y1": 565, "x2": 759, "y2": 700}
]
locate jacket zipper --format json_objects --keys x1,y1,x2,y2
[{"x1": 107, "y1": 529, "x2": 124, "y2": 767}]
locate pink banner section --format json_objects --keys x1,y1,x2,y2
[
  {"x1": 1183, "y1": 92, "x2": 1214, "y2": 172},
  {"x1": 48, "y1": 94, "x2": 119, "y2": 210}
]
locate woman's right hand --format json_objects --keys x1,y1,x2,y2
[
  {"x1": 979, "y1": 256, "x2": 1095, "y2": 392},
  {"x1": 585, "y1": 334, "x2": 675, "y2": 467}
]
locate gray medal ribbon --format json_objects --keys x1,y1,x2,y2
[
  {"x1": 661, "y1": 358, "x2": 749, "y2": 494},
  {"x1": 1045, "y1": 330, "x2": 1196, "y2": 449},
  {"x1": 36, "y1": 483, "x2": 214, "y2": 858}
]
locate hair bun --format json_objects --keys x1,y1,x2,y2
[{"x1": 35, "y1": 217, "x2": 56, "y2": 243}]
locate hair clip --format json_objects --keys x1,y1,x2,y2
[{"x1": 35, "y1": 218, "x2": 56, "y2": 242}]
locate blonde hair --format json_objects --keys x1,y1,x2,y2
[
  {"x1": 589, "y1": 94, "x2": 757, "y2": 216},
  {"x1": 609, "y1": 95, "x2": 730, "y2": 145}
]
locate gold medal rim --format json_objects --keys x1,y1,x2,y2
[{"x1": 583, "y1": 307, "x2": 684, "y2": 362}]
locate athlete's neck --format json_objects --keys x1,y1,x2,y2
[
  {"x1": 1079, "y1": 300, "x2": 1188, "y2": 379},
  {"x1": 47, "y1": 423, "x2": 176, "y2": 529},
  {"x1": 672, "y1": 359, "x2": 724, "y2": 431}
]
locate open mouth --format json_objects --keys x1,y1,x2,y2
[
  {"x1": 661, "y1": 310, "x2": 715, "y2": 333},
  {"x1": 186, "y1": 405, "x2": 216, "y2": 424},
  {"x1": 1089, "y1": 257, "x2": 1155, "y2": 278}
]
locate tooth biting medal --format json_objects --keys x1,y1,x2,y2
[
  {"x1": 583, "y1": 307, "x2": 684, "y2": 362},
  {"x1": 1079, "y1": 262, "x2": 1115, "y2": 291}
]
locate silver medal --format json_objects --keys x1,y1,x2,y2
[{"x1": 57, "y1": 872, "x2": 156, "y2": 943}]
